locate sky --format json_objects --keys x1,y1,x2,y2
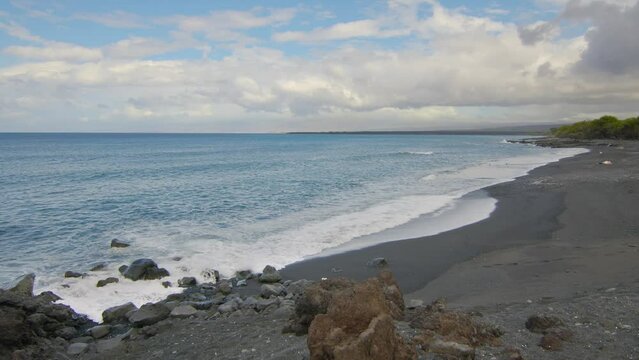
[{"x1": 0, "y1": 0, "x2": 638, "y2": 132}]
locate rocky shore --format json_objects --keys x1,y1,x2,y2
[{"x1": 2, "y1": 138, "x2": 639, "y2": 359}]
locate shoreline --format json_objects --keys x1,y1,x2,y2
[{"x1": 280, "y1": 139, "x2": 638, "y2": 300}]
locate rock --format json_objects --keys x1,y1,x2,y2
[
  {"x1": 525, "y1": 315, "x2": 565, "y2": 334},
  {"x1": 218, "y1": 300, "x2": 239, "y2": 314},
  {"x1": 366, "y1": 257, "x2": 388, "y2": 268},
  {"x1": 102, "y1": 302, "x2": 138, "y2": 324},
  {"x1": 96, "y1": 336, "x2": 123, "y2": 353},
  {"x1": 287, "y1": 277, "x2": 355, "y2": 335},
  {"x1": 90, "y1": 263, "x2": 107, "y2": 271},
  {"x1": 9, "y1": 273, "x2": 35, "y2": 297},
  {"x1": 235, "y1": 270, "x2": 253, "y2": 280},
  {"x1": 67, "y1": 342, "x2": 89, "y2": 355},
  {"x1": 201, "y1": 269, "x2": 220, "y2": 282},
  {"x1": 122, "y1": 259, "x2": 169, "y2": 281},
  {"x1": 55, "y1": 326, "x2": 77, "y2": 340},
  {"x1": 64, "y1": 271, "x2": 83, "y2": 278},
  {"x1": 127, "y1": 303, "x2": 170, "y2": 327},
  {"x1": 70, "y1": 336, "x2": 93, "y2": 344},
  {"x1": 88, "y1": 325, "x2": 111, "y2": 339},
  {"x1": 307, "y1": 275, "x2": 415, "y2": 360},
  {"x1": 407, "y1": 299, "x2": 424, "y2": 308},
  {"x1": 261, "y1": 283, "x2": 287, "y2": 298},
  {"x1": 272, "y1": 305, "x2": 294, "y2": 318},
  {"x1": 177, "y1": 277, "x2": 197, "y2": 287},
  {"x1": 182, "y1": 301, "x2": 213, "y2": 310},
  {"x1": 218, "y1": 280, "x2": 232, "y2": 295},
  {"x1": 236, "y1": 279, "x2": 247, "y2": 287},
  {"x1": 599, "y1": 160, "x2": 613, "y2": 165},
  {"x1": 0, "y1": 306, "x2": 32, "y2": 348},
  {"x1": 96, "y1": 277, "x2": 119, "y2": 288},
  {"x1": 161, "y1": 281, "x2": 172, "y2": 288},
  {"x1": 539, "y1": 333, "x2": 563, "y2": 351},
  {"x1": 172, "y1": 256, "x2": 182, "y2": 261},
  {"x1": 170, "y1": 305, "x2": 198, "y2": 318},
  {"x1": 258, "y1": 265, "x2": 282, "y2": 283},
  {"x1": 118, "y1": 265, "x2": 128, "y2": 275},
  {"x1": 309, "y1": 313, "x2": 415, "y2": 360},
  {"x1": 428, "y1": 339, "x2": 475, "y2": 359},
  {"x1": 110, "y1": 239, "x2": 130, "y2": 248}
]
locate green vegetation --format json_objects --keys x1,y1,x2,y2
[{"x1": 551, "y1": 115, "x2": 639, "y2": 140}]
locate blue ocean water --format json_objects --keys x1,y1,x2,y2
[{"x1": 0, "y1": 133, "x2": 584, "y2": 319}]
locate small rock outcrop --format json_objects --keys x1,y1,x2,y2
[
  {"x1": 9, "y1": 273, "x2": 35, "y2": 297},
  {"x1": 178, "y1": 277, "x2": 197, "y2": 287},
  {"x1": 110, "y1": 239, "x2": 130, "y2": 248},
  {"x1": 525, "y1": 314, "x2": 565, "y2": 334},
  {"x1": 102, "y1": 302, "x2": 138, "y2": 324},
  {"x1": 258, "y1": 265, "x2": 282, "y2": 283},
  {"x1": 1, "y1": 274, "x2": 95, "y2": 359},
  {"x1": 64, "y1": 271, "x2": 83, "y2": 278},
  {"x1": 261, "y1": 283, "x2": 286, "y2": 298},
  {"x1": 307, "y1": 273, "x2": 415, "y2": 360},
  {"x1": 122, "y1": 259, "x2": 169, "y2": 281},
  {"x1": 127, "y1": 303, "x2": 170, "y2": 327},
  {"x1": 96, "y1": 277, "x2": 119, "y2": 288}
]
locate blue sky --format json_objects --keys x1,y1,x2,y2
[{"x1": 0, "y1": 0, "x2": 638, "y2": 132}]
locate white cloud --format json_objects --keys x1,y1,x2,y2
[
  {"x1": 0, "y1": 1, "x2": 638, "y2": 132},
  {"x1": 4, "y1": 42, "x2": 102, "y2": 62},
  {"x1": 74, "y1": 10, "x2": 147, "y2": 29}
]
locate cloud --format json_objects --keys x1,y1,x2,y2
[
  {"x1": 164, "y1": 8, "x2": 296, "y2": 42},
  {"x1": 4, "y1": 42, "x2": 102, "y2": 62},
  {"x1": 564, "y1": 0, "x2": 639, "y2": 74},
  {"x1": 0, "y1": 20, "x2": 43, "y2": 42},
  {"x1": 274, "y1": 19, "x2": 408, "y2": 42},
  {"x1": 74, "y1": 10, "x2": 147, "y2": 29},
  {"x1": 518, "y1": 21, "x2": 559, "y2": 45}
]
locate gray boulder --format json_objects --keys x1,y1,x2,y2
[
  {"x1": 90, "y1": 263, "x2": 107, "y2": 271},
  {"x1": 170, "y1": 305, "x2": 197, "y2": 318},
  {"x1": 110, "y1": 239, "x2": 130, "y2": 248},
  {"x1": 218, "y1": 299, "x2": 240, "y2": 314},
  {"x1": 96, "y1": 277, "x2": 119, "y2": 288},
  {"x1": 9, "y1": 273, "x2": 35, "y2": 297},
  {"x1": 67, "y1": 342, "x2": 89, "y2": 355},
  {"x1": 122, "y1": 259, "x2": 169, "y2": 281},
  {"x1": 177, "y1": 276, "x2": 197, "y2": 287},
  {"x1": 64, "y1": 271, "x2": 83, "y2": 278},
  {"x1": 127, "y1": 303, "x2": 170, "y2": 327},
  {"x1": 88, "y1": 324, "x2": 111, "y2": 339},
  {"x1": 258, "y1": 265, "x2": 282, "y2": 283},
  {"x1": 102, "y1": 302, "x2": 138, "y2": 324},
  {"x1": 261, "y1": 283, "x2": 287, "y2": 298},
  {"x1": 218, "y1": 280, "x2": 232, "y2": 295}
]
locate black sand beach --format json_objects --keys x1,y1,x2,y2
[{"x1": 282, "y1": 140, "x2": 639, "y2": 307}]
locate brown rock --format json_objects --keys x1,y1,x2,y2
[
  {"x1": 539, "y1": 333, "x2": 563, "y2": 351},
  {"x1": 287, "y1": 277, "x2": 355, "y2": 335},
  {"x1": 525, "y1": 315, "x2": 564, "y2": 334},
  {"x1": 307, "y1": 277, "x2": 415, "y2": 360},
  {"x1": 428, "y1": 338, "x2": 475, "y2": 359}
]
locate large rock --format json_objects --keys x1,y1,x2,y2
[
  {"x1": 64, "y1": 271, "x2": 83, "y2": 278},
  {"x1": 307, "y1": 276, "x2": 415, "y2": 360},
  {"x1": 88, "y1": 325, "x2": 111, "y2": 339},
  {"x1": 367, "y1": 257, "x2": 389, "y2": 268},
  {"x1": 178, "y1": 277, "x2": 197, "y2": 287},
  {"x1": 102, "y1": 302, "x2": 138, "y2": 324},
  {"x1": 0, "y1": 307, "x2": 32, "y2": 348},
  {"x1": 67, "y1": 342, "x2": 89, "y2": 355},
  {"x1": 428, "y1": 339, "x2": 475, "y2": 359},
  {"x1": 127, "y1": 303, "x2": 170, "y2": 327},
  {"x1": 110, "y1": 239, "x2": 130, "y2": 248},
  {"x1": 96, "y1": 277, "x2": 119, "y2": 288},
  {"x1": 287, "y1": 278, "x2": 355, "y2": 335},
  {"x1": 261, "y1": 283, "x2": 287, "y2": 298},
  {"x1": 122, "y1": 259, "x2": 169, "y2": 281},
  {"x1": 170, "y1": 305, "x2": 197, "y2": 318},
  {"x1": 258, "y1": 265, "x2": 282, "y2": 283},
  {"x1": 9, "y1": 273, "x2": 35, "y2": 297}
]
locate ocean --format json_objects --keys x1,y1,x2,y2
[{"x1": 0, "y1": 133, "x2": 585, "y2": 320}]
